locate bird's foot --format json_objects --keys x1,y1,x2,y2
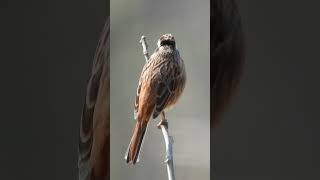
[{"x1": 157, "y1": 119, "x2": 168, "y2": 129}]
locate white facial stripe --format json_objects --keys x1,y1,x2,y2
[{"x1": 157, "y1": 39, "x2": 161, "y2": 48}]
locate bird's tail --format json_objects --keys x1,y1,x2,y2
[{"x1": 125, "y1": 121, "x2": 148, "y2": 164}]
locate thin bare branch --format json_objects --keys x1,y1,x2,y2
[{"x1": 139, "y1": 36, "x2": 150, "y2": 62}]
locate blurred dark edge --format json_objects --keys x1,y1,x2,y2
[
  {"x1": 210, "y1": 0, "x2": 244, "y2": 128},
  {"x1": 210, "y1": 0, "x2": 244, "y2": 177},
  {"x1": 78, "y1": 1, "x2": 110, "y2": 180}
]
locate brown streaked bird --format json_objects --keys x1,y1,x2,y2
[
  {"x1": 125, "y1": 34, "x2": 186, "y2": 164},
  {"x1": 78, "y1": 18, "x2": 110, "y2": 180}
]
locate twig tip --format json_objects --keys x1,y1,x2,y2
[{"x1": 140, "y1": 35, "x2": 146, "y2": 43}]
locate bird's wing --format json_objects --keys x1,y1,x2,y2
[
  {"x1": 152, "y1": 61, "x2": 182, "y2": 119},
  {"x1": 134, "y1": 79, "x2": 142, "y2": 120},
  {"x1": 78, "y1": 18, "x2": 110, "y2": 180},
  {"x1": 133, "y1": 55, "x2": 156, "y2": 120}
]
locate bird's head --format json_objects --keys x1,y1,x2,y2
[{"x1": 157, "y1": 34, "x2": 176, "y2": 48}]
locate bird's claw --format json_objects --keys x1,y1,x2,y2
[{"x1": 157, "y1": 119, "x2": 168, "y2": 129}]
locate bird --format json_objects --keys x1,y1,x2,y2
[
  {"x1": 78, "y1": 18, "x2": 110, "y2": 180},
  {"x1": 125, "y1": 34, "x2": 186, "y2": 164}
]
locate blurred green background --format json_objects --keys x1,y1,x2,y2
[{"x1": 110, "y1": 0, "x2": 210, "y2": 179}]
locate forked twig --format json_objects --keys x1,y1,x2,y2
[{"x1": 159, "y1": 120, "x2": 175, "y2": 180}]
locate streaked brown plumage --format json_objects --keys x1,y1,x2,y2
[
  {"x1": 78, "y1": 18, "x2": 109, "y2": 180},
  {"x1": 125, "y1": 34, "x2": 186, "y2": 164}
]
